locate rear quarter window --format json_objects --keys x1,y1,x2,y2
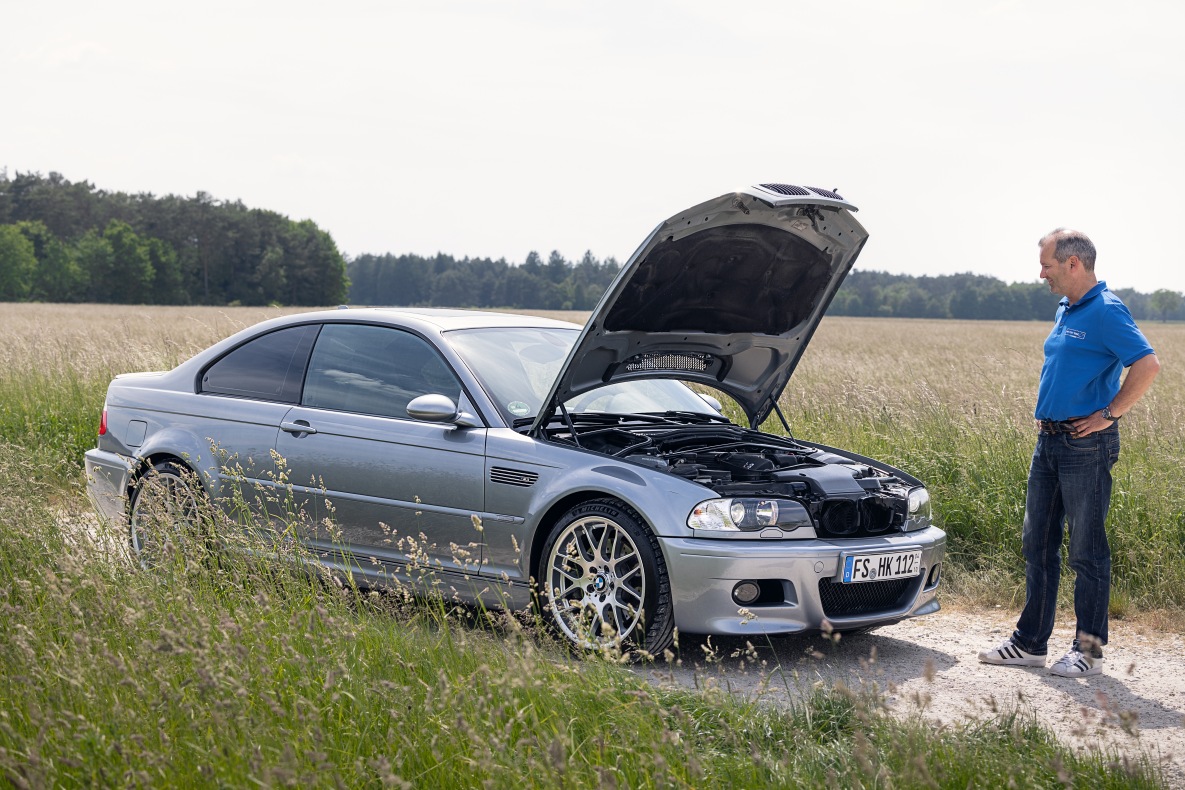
[{"x1": 200, "y1": 324, "x2": 320, "y2": 402}]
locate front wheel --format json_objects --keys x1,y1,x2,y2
[
  {"x1": 540, "y1": 499, "x2": 674, "y2": 656},
  {"x1": 128, "y1": 460, "x2": 209, "y2": 569}
]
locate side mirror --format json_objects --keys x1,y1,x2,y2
[
  {"x1": 407, "y1": 394, "x2": 482, "y2": 428},
  {"x1": 699, "y1": 393, "x2": 723, "y2": 413}
]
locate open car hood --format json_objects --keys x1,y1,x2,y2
[{"x1": 533, "y1": 184, "x2": 869, "y2": 431}]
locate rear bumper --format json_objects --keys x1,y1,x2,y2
[
  {"x1": 660, "y1": 526, "x2": 946, "y2": 636},
  {"x1": 84, "y1": 448, "x2": 134, "y2": 526}
]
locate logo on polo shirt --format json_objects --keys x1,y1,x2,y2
[{"x1": 1066, "y1": 328, "x2": 1086, "y2": 339}]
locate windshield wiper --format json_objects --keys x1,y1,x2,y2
[
  {"x1": 519, "y1": 409, "x2": 733, "y2": 434},
  {"x1": 647, "y1": 410, "x2": 734, "y2": 425},
  {"x1": 567, "y1": 412, "x2": 672, "y2": 425}
]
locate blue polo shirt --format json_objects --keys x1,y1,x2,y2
[{"x1": 1035, "y1": 281, "x2": 1155, "y2": 420}]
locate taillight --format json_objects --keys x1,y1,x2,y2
[{"x1": 99, "y1": 409, "x2": 108, "y2": 436}]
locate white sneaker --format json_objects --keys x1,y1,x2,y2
[
  {"x1": 1050, "y1": 647, "x2": 1103, "y2": 677},
  {"x1": 978, "y1": 637, "x2": 1047, "y2": 667}
]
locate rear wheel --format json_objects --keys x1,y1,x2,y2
[
  {"x1": 540, "y1": 499, "x2": 674, "y2": 656},
  {"x1": 128, "y1": 460, "x2": 208, "y2": 568}
]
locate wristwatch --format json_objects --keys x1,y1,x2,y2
[{"x1": 1101, "y1": 406, "x2": 1120, "y2": 421}]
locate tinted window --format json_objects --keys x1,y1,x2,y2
[
  {"x1": 201, "y1": 324, "x2": 319, "y2": 402},
  {"x1": 302, "y1": 324, "x2": 461, "y2": 419}
]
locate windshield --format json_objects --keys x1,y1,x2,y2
[{"x1": 446, "y1": 327, "x2": 722, "y2": 424}]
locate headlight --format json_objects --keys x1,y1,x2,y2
[
  {"x1": 907, "y1": 487, "x2": 930, "y2": 517},
  {"x1": 906, "y1": 487, "x2": 932, "y2": 529},
  {"x1": 688, "y1": 498, "x2": 811, "y2": 532}
]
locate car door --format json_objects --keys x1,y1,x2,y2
[{"x1": 274, "y1": 322, "x2": 487, "y2": 579}]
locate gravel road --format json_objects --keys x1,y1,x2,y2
[{"x1": 648, "y1": 607, "x2": 1185, "y2": 787}]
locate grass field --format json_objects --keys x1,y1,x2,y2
[{"x1": 0, "y1": 302, "x2": 1176, "y2": 787}]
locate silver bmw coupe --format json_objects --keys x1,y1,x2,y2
[{"x1": 86, "y1": 184, "x2": 945, "y2": 655}]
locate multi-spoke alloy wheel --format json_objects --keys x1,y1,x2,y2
[
  {"x1": 541, "y1": 499, "x2": 673, "y2": 654},
  {"x1": 129, "y1": 460, "x2": 206, "y2": 568}
]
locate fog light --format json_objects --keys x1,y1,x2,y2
[
  {"x1": 733, "y1": 581, "x2": 761, "y2": 605},
  {"x1": 927, "y1": 563, "x2": 941, "y2": 587}
]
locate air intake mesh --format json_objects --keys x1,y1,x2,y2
[
  {"x1": 818, "y1": 577, "x2": 918, "y2": 617},
  {"x1": 623, "y1": 352, "x2": 711, "y2": 373},
  {"x1": 759, "y1": 183, "x2": 812, "y2": 196},
  {"x1": 807, "y1": 186, "x2": 844, "y2": 200}
]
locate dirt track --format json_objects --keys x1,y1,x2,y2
[{"x1": 650, "y1": 608, "x2": 1185, "y2": 787}]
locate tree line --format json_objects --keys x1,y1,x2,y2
[
  {"x1": 830, "y1": 270, "x2": 1185, "y2": 322},
  {"x1": 347, "y1": 250, "x2": 623, "y2": 310},
  {"x1": 0, "y1": 171, "x2": 348, "y2": 305},
  {"x1": 348, "y1": 254, "x2": 1185, "y2": 322},
  {"x1": 3, "y1": 170, "x2": 1182, "y2": 321}
]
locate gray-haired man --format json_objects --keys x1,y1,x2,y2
[{"x1": 979, "y1": 229, "x2": 1159, "y2": 677}]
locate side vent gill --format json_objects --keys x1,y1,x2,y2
[{"x1": 490, "y1": 467, "x2": 539, "y2": 487}]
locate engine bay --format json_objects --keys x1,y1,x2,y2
[{"x1": 545, "y1": 420, "x2": 916, "y2": 538}]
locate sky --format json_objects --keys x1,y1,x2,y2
[{"x1": 4, "y1": 0, "x2": 1184, "y2": 293}]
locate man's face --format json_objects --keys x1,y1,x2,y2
[{"x1": 1039, "y1": 242, "x2": 1071, "y2": 296}]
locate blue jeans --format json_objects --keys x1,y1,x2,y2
[{"x1": 1012, "y1": 422, "x2": 1120, "y2": 655}]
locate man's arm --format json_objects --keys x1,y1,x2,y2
[
  {"x1": 1110, "y1": 353, "x2": 1161, "y2": 416},
  {"x1": 1070, "y1": 353, "x2": 1161, "y2": 436}
]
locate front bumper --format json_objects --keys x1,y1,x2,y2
[
  {"x1": 661, "y1": 526, "x2": 946, "y2": 636},
  {"x1": 84, "y1": 448, "x2": 135, "y2": 526}
]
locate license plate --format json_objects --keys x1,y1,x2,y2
[{"x1": 841, "y1": 549, "x2": 923, "y2": 583}]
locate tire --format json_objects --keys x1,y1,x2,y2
[
  {"x1": 128, "y1": 460, "x2": 208, "y2": 569},
  {"x1": 540, "y1": 499, "x2": 674, "y2": 656}
]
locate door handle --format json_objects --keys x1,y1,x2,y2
[{"x1": 280, "y1": 420, "x2": 317, "y2": 435}]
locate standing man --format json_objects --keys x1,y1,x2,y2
[{"x1": 979, "y1": 229, "x2": 1160, "y2": 677}]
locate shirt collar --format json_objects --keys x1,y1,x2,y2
[{"x1": 1062, "y1": 280, "x2": 1107, "y2": 309}]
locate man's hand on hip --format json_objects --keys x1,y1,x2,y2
[{"x1": 1068, "y1": 411, "x2": 1113, "y2": 437}]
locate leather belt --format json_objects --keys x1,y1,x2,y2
[{"x1": 1038, "y1": 419, "x2": 1079, "y2": 435}]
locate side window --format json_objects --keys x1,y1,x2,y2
[
  {"x1": 201, "y1": 324, "x2": 319, "y2": 403},
  {"x1": 302, "y1": 324, "x2": 462, "y2": 419}
]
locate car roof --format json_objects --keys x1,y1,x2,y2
[{"x1": 278, "y1": 307, "x2": 581, "y2": 333}]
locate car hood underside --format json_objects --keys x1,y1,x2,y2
[{"x1": 535, "y1": 184, "x2": 869, "y2": 430}]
